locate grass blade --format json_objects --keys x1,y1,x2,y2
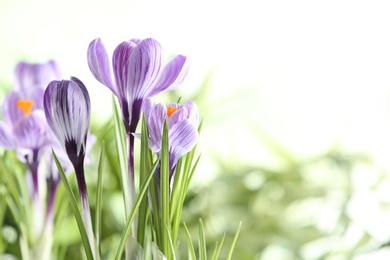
[
  {"x1": 137, "y1": 115, "x2": 152, "y2": 246},
  {"x1": 113, "y1": 96, "x2": 131, "y2": 217},
  {"x1": 211, "y1": 234, "x2": 225, "y2": 260},
  {"x1": 114, "y1": 160, "x2": 158, "y2": 260},
  {"x1": 161, "y1": 120, "x2": 170, "y2": 258},
  {"x1": 226, "y1": 221, "x2": 242, "y2": 260},
  {"x1": 166, "y1": 225, "x2": 177, "y2": 260},
  {"x1": 183, "y1": 222, "x2": 196, "y2": 260},
  {"x1": 199, "y1": 218, "x2": 207, "y2": 260},
  {"x1": 95, "y1": 144, "x2": 105, "y2": 256}
]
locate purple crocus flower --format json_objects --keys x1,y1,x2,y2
[
  {"x1": 43, "y1": 76, "x2": 96, "y2": 258},
  {"x1": 14, "y1": 60, "x2": 61, "y2": 94},
  {"x1": 0, "y1": 88, "x2": 51, "y2": 205},
  {"x1": 0, "y1": 60, "x2": 61, "y2": 152},
  {"x1": 88, "y1": 37, "x2": 189, "y2": 134},
  {"x1": 44, "y1": 77, "x2": 90, "y2": 168},
  {"x1": 0, "y1": 89, "x2": 48, "y2": 150},
  {"x1": 143, "y1": 99, "x2": 199, "y2": 177},
  {"x1": 0, "y1": 60, "x2": 62, "y2": 242}
]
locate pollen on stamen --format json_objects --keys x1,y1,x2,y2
[
  {"x1": 16, "y1": 99, "x2": 34, "y2": 115},
  {"x1": 167, "y1": 106, "x2": 178, "y2": 117}
]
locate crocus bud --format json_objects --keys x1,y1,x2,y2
[{"x1": 43, "y1": 76, "x2": 91, "y2": 167}]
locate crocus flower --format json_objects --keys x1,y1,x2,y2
[
  {"x1": 0, "y1": 89, "x2": 49, "y2": 151},
  {"x1": 88, "y1": 37, "x2": 189, "y2": 134},
  {"x1": 14, "y1": 60, "x2": 61, "y2": 94},
  {"x1": 0, "y1": 88, "x2": 52, "y2": 215},
  {"x1": 43, "y1": 76, "x2": 97, "y2": 258},
  {"x1": 0, "y1": 59, "x2": 61, "y2": 153},
  {"x1": 44, "y1": 77, "x2": 90, "y2": 168},
  {"x1": 143, "y1": 99, "x2": 199, "y2": 177},
  {"x1": 0, "y1": 60, "x2": 62, "y2": 248}
]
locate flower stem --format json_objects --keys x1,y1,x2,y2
[
  {"x1": 28, "y1": 149, "x2": 43, "y2": 239},
  {"x1": 127, "y1": 132, "x2": 137, "y2": 244},
  {"x1": 74, "y1": 162, "x2": 98, "y2": 260}
]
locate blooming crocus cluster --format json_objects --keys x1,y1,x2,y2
[
  {"x1": 88, "y1": 37, "x2": 190, "y2": 214},
  {"x1": 0, "y1": 34, "x2": 210, "y2": 260}
]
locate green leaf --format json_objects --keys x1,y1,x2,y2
[
  {"x1": 160, "y1": 120, "x2": 171, "y2": 258},
  {"x1": 114, "y1": 160, "x2": 159, "y2": 260},
  {"x1": 0, "y1": 153, "x2": 31, "y2": 237},
  {"x1": 137, "y1": 115, "x2": 152, "y2": 246},
  {"x1": 183, "y1": 222, "x2": 196, "y2": 260},
  {"x1": 211, "y1": 234, "x2": 225, "y2": 260},
  {"x1": 95, "y1": 144, "x2": 105, "y2": 256},
  {"x1": 171, "y1": 154, "x2": 201, "y2": 245},
  {"x1": 52, "y1": 149, "x2": 94, "y2": 260},
  {"x1": 226, "y1": 221, "x2": 242, "y2": 260},
  {"x1": 170, "y1": 159, "x2": 183, "y2": 216},
  {"x1": 113, "y1": 96, "x2": 131, "y2": 217},
  {"x1": 166, "y1": 224, "x2": 176, "y2": 260},
  {"x1": 199, "y1": 218, "x2": 207, "y2": 260}
]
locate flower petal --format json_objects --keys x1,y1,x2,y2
[
  {"x1": 44, "y1": 77, "x2": 91, "y2": 158},
  {"x1": 168, "y1": 101, "x2": 199, "y2": 127},
  {"x1": 169, "y1": 119, "x2": 198, "y2": 166},
  {"x1": 129, "y1": 38, "x2": 164, "y2": 99},
  {"x1": 0, "y1": 121, "x2": 16, "y2": 149},
  {"x1": 13, "y1": 110, "x2": 49, "y2": 150},
  {"x1": 112, "y1": 40, "x2": 137, "y2": 101},
  {"x1": 146, "y1": 103, "x2": 167, "y2": 153},
  {"x1": 88, "y1": 38, "x2": 117, "y2": 95},
  {"x1": 2, "y1": 91, "x2": 24, "y2": 124},
  {"x1": 14, "y1": 60, "x2": 61, "y2": 93},
  {"x1": 150, "y1": 55, "x2": 190, "y2": 96}
]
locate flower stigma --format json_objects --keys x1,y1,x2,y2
[
  {"x1": 16, "y1": 99, "x2": 34, "y2": 115},
  {"x1": 167, "y1": 106, "x2": 178, "y2": 118}
]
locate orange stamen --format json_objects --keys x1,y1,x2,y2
[
  {"x1": 167, "y1": 106, "x2": 178, "y2": 117},
  {"x1": 16, "y1": 99, "x2": 34, "y2": 115}
]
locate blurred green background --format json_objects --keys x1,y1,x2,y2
[{"x1": 2, "y1": 0, "x2": 390, "y2": 259}]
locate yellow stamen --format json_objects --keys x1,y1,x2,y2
[
  {"x1": 167, "y1": 106, "x2": 178, "y2": 117},
  {"x1": 16, "y1": 99, "x2": 34, "y2": 115}
]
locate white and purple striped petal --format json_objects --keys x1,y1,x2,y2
[
  {"x1": 44, "y1": 77, "x2": 91, "y2": 161},
  {"x1": 150, "y1": 55, "x2": 190, "y2": 96},
  {"x1": 146, "y1": 103, "x2": 166, "y2": 153},
  {"x1": 14, "y1": 60, "x2": 61, "y2": 94},
  {"x1": 2, "y1": 91, "x2": 24, "y2": 125},
  {"x1": 168, "y1": 119, "x2": 198, "y2": 167},
  {"x1": 112, "y1": 40, "x2": 137, "y2": 101},
  {"x1": 88, "y1": 38, "x2": 117, "y2": 95},
  {"x1": 13, "y1": 110, "x2": 49, "y2": 150},
  {"x1": 129, "y1": 38, "x2": 164, "y2": 100},
  {"x1": 168, "y1": 101, "x2": 199, "y2": 128},
  {"x1": 0, "y1": 122, "x2": 16, "y2": 149}
]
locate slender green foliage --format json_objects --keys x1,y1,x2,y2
[
  {"x1": 137, "y1": 115, "x2": 153, "y2": 246},
  {"x1": 95, "y1": 144, "x2": 105, "y2": 256},
  {"x1": 52, "y1": 150, "x2": 94, "y2": 260},
  {"x1": 183, "y1": 222, "x2": 196, "y2": 260},
  {"x1": 114, "y1": 160, "x2": 158, "y2": 260},
  {"x1": 211, "y1": 234, "x2": 225, "y2": 260},
  {"x1": 226, "y1": 222, "x2": 242, "y2": 260},
  {"x1": 113, "y1": 96, "x2": 131, "y2": 218},
  {"x1": 199, "y1": 218, "x2": 207, "y2": 260},
  {"x1": 160, "y1": 120, "x2": 171, "y2": 258}
]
